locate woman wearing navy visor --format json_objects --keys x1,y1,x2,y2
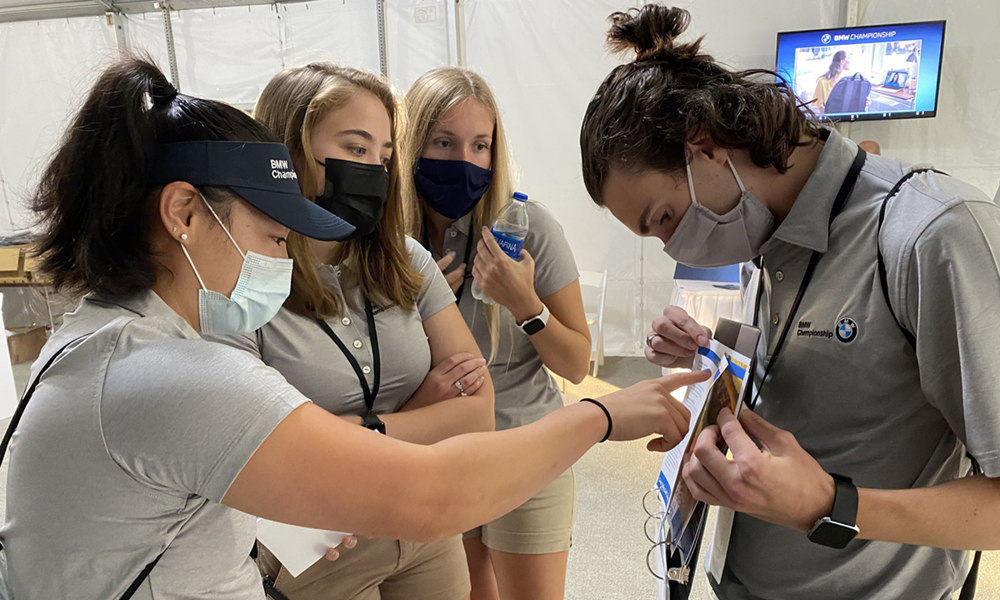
[
  {"x1": 0, "y1": 58, "x2": 704, "y2": 600},
  {"x1": 580, "y1": 6, "x2": 1000, "y2": 600},
  {"x1": 404, "y1": 68, "x2": 593, "y2": 600}
]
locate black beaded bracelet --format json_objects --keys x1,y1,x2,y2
[{"x1": 580, "y1": 397, "x2": 612, "y2": 443}]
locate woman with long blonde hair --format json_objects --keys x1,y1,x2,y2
[
  {"x1": 214, "y1": 62, "x2": 495, "y2": 600},
  {"x1": 403, "y1": 67, "x2": 593, "y2": 600}
]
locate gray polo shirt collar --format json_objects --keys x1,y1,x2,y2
[
  {"x1": 90, "y1": 290, "x2": 199, "y2": 340},
  {"x1": 760, "y1": 128, "x2": 858, "y2": 255},
  {"x1": 452, "y1": 213, "x2": 475, "y2": 238}
]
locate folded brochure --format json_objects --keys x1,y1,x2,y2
[{"x1": 654, "y1": 339, "x2": 752, "y2": 560}]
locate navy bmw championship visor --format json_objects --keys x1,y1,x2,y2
[{"x1": 150, "y1": 141, "x2": 356, "y2": 241}]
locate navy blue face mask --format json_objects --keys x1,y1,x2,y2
[{"x1": 413, "y1": 157, "x2": 493, "y2": 220}]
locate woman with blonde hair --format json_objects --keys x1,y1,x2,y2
[
  {"x1": 403, "y1": 67, "x2": 593, "y2": 600},
  {"x1": 214, "y1": 62, "x2": 494, "y2": 600}
]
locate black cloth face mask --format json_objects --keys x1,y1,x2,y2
[{"x1": 314, "y1": 158, "x2": 390, "y2": 240}]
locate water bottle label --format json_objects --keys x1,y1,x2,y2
[{"x1": 491, "y1": 229, "x2": 525, "y2": 260}]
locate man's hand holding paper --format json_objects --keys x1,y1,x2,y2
[{"x1": 682, "y1": 407, "x2": 836, "y2": 532}]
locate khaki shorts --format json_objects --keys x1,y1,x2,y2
[
  {"x1": 259, "y1": 535, "x2": 470, "y2": 600},
  {"x1": 465, "y1": 467, "x2": 576, "y2": 554}
]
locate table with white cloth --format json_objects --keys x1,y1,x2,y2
[
  {"x1": 661, "y1": 279, "x2": 744, "y2": 380},
  {"x1": 669, "y1": 279, "x2": 743, "y2": 332}
]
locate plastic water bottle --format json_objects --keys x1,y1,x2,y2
[{"x1": 472, "y1": 192, "x2": 530, "y2": 305}]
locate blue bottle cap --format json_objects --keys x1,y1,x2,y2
[{"x1": 512, "y1": 192, "x2": 528, "y2": 202}]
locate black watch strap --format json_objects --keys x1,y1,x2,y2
[{"x1": 829, "y1": 473, "x2": 859, "y2": 526}]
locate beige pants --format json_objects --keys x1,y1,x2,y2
[
  {"x1": 260, "y1": 535, "x2": 470, "y2": 600},
  {"x1": 465, "y1": 468, "x2": 576, "y2": 554}
]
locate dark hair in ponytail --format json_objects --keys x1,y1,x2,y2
[
  {"x1": 580, "y1": 5, "x2": 820, "y2": 205},
  {"x1": 823, "y1": 50, "x2": 848, "y2": 80},
  {"x1": 31, "y1": 56, "x2": 277, "y2": 300}
]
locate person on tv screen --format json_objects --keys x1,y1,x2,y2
[{"x1": 812, "y1": 50, "x2": 848, "y2": 114}]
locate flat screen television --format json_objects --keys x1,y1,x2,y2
[{"x1": 775, "y1": 20, "x2": 946, "y2": 122}]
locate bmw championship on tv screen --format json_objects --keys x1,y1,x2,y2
[{"x1": 776, "y1": 21, "x2": 945, "y2": 122}]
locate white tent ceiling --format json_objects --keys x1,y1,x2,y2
[{"x1": 0, "y1": 0, "x2": 311, "y2": 23}]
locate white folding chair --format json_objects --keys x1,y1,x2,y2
[{"x1": 578, "y1": 270, "x2": 608, "y2": 378}]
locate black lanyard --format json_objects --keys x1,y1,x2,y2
[
  {"x1": 424, "y1": 221, "x2": 475, "y2": 303},
  {"x1": 748, "y1": 145, "x2": 868, "y2": 410},
  {"x1": 316, "y1": 298, "x2": 381, "y2": 414}
]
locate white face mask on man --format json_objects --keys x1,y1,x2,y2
[
  {"x1": 179, "y1": 195, "x2": 293, "y2": 336},
  {"x1": 662, "y1": 158, "x2": 776, "y2": 268}
]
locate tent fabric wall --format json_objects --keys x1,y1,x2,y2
[
  {"x1": 128, "y1": 5, "x2": 284, "y2": 106},
  {"x1": 1, "y1": 0, "x2": 998, "y2": 357},
  {"x1": 852, "y1": 0, "x2": 1000, "y2": 198},
  {"x1": 0, "y1": 16, "x2": 116, "y2": 233},
  {"x1": 127, "y1": 1, "x2": 381, "y2": 107},
  {"x1": 0, "y1": 0, "x2": 381, "y2": 235},
  {"x1": 385, "y1": 0, "x2": 456, "y2": 90}
]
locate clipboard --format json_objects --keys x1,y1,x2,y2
[{"x1": 663, "y1": 317, "x2": 760, "y2": 599}]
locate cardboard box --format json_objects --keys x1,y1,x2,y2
[
  {"x1": 0, "y1": 247, "x2": 20, "y2": 272},
  {"x1": 0, "y1": 245, "x2": 48, "y2": 286},
  {"x1": 6, "y1": 326, "x2": 48, "y2": 365}
]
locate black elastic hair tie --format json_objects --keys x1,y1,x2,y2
[
  {"x1": 153, "y1": 81, "x2": 179, "y2": 106},
  {"x1": 580, "y1": 397, "x2": 613, "y2": 443}
]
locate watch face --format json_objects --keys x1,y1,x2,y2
[
  {"x1": 523, "y1": 318, "x2": 545, "y2": 335},
  {"x1": 808, "y1": 518, "x2": 860, "y2": 549}
]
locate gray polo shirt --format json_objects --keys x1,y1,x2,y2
[
  {"x1": 715, "y1": 129, "x2": 1000, "y2": 600},
  {"x1": 210, "y1": 237, "x2": 455, "y2": 416},
  {"x1": 0, "y1": 291, "x2": 308, "y2": 600},
  {"x1": 425, "y1": 200, "x2": 580, "y2": 431}
]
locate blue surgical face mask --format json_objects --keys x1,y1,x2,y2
[
  {"x1": 180, "y1": 195, "x2": 293, "y2": 335},
  {"x1": 413, "y1": 157, "x2": 493, "y2": 219}
]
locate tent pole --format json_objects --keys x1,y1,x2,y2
[
  {"x1": 98, "y1": 2, "x2": 129, "y2": 56},
  {"x1": 454, "y1": 0, "x2": 466, "y2": 67},
  {"x1": 107, "y1": 11, "x2": 129, "y2": 56},
  {"x1": 377, "y1": 0, "x2": 388, "y2": 78},
  {"x1": 156, "y1": 1, "x2": 181, "y2": 91}
]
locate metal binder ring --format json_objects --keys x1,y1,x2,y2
[
  {"x1": 643, "y1": 512, "x2": 666, "y2": 544},
  {"x1": 642, "y1": 487, "x2": 667, "y2": 517},
  {"x1": 646, "y1": 541, "x2": 668, "y2": 580}
]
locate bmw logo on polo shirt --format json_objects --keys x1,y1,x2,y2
[{"x1": 836, "y1": 317, "x2": 859, "y2": 343}]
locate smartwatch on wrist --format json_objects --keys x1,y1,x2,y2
[
  {"x1": 807, "y1": 473, "x2": 860, "y2": 549},
  {"x1": 362, "y1": 412, "x2": 386, "y2": 435},
  {"x1": 517, "y1": 304, "x2": 550, "y2": 336}
]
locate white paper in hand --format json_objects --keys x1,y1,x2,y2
[{"x1": 256, "y1": 518, "x2": 351, "y2": 578}]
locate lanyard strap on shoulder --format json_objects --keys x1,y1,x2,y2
[
  {"x1": 876, "y1": 167, "x2": 946, "y2": 350},
  {"x1": 749, "y1": 146, "x2": 868, "y2": 409},
  {"x1": 873, "y1": 166, "x2": 980, "y2": 600},
  {"x1": 0, "y1": 333, "x2": 166, "y2": 599},
  {"x1": 0, "y1": 334, "x2": 90, "y2": 469},
  {"x1": 316, "y1": 298, "x2": 381, "y2": 413}
]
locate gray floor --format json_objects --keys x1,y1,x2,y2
[
  {"x1": 1, "y1": 358, "x2": 997, "y2": 598},
  {"x1": 560, "y1": 358, "x2": 717, "y2": 600}
]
